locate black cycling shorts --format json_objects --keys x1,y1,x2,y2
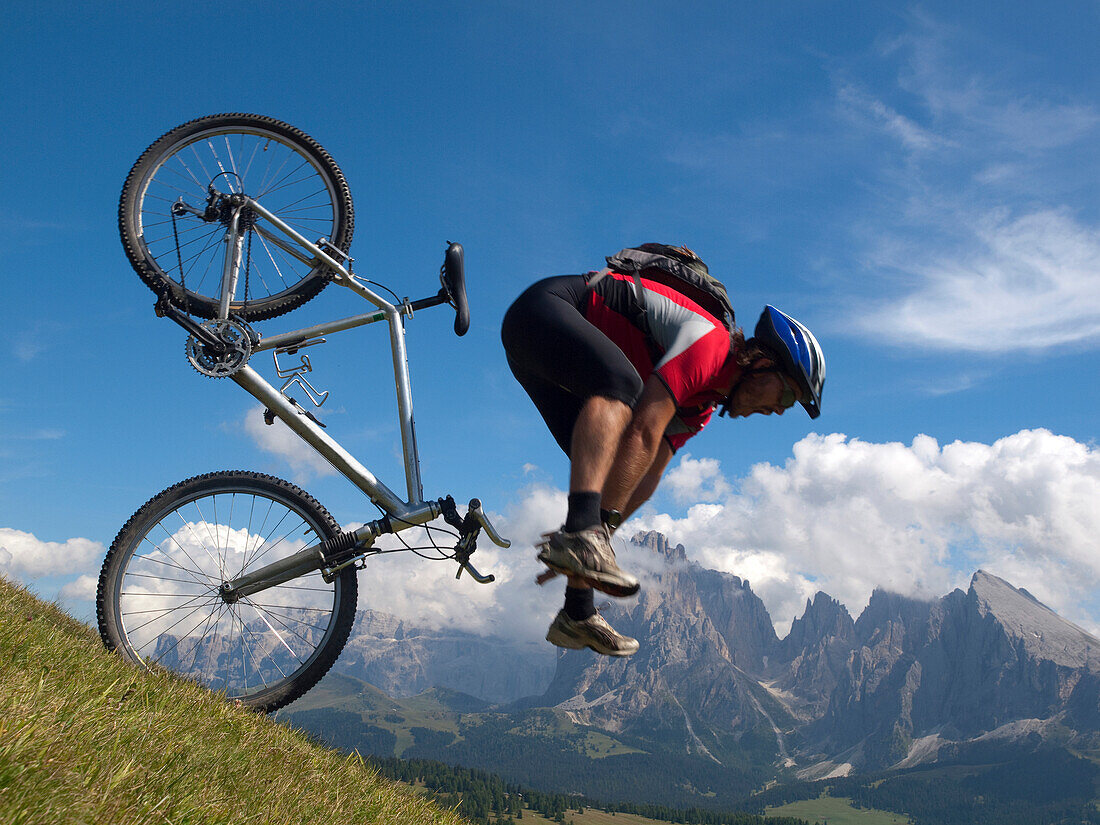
[{"x1": 501, "y1": 274, "x2": 644, "y2": 456}]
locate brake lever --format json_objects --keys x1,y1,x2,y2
[
  {"x1": 464, "y1": 499, "x2": 511, "y2": 549},
  {"x1": 456, "y1": 557, "x2": 495, "y2": 584},
  {"x1": 438, "y1": 497, "x2": 510, "y2": 584}
]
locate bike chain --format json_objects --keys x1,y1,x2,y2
[
  {"x1": 243, "y1": 223, "x2": 252, "y2": 313},
  {"x1": 170, "y1": 204, "x2": 190, "y2": 314}
]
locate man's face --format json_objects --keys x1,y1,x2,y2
[{"x1": 725, "y1": 365, "x2": 801, "y2": 418}]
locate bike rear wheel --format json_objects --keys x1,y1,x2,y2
[
  {"x1": 119, "y1": 114, "x2": 355, "y2": 321},
  {"x1": 97, "y1": 471, "x2": 357, "y2": 712}
]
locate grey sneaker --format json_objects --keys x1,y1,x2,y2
[
  {"x1": 536, "y1": 526, "x2": 640, "y2": 597},
  {"x1": 546, "y1": 609, "x2": 639, "y2": 657}
]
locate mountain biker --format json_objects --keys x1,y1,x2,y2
[{"x1": 501, "y1": 244, "x2": 825, "y2": 657}]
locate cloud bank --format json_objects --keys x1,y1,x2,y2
[
  {"x1": 317, "y1": 427, "x2": 1100, "y2": 645},
  {"x1": 635, "y1": 428, "x2": 1100, "y2": 636},
  {"x1": 0, "y1": 529, "x2": 104, "y2": 616},
  {"x1": 7, "y1": 428, "x2": 1098, "y2": 648},
  {"x1": 0, "y1": 528, "x2": 102, "y2": 579}
]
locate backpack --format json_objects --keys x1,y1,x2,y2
[{"x1": 598, "y1": 243, "x2": 736, "y2": 330}]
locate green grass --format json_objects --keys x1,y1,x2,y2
[
  {"x1": 0, "y1": 576, "x2": 468, "y2": 825},
  {"x1": 765, "y1": 795, "x2": 911, "y2": 825},
  {"x1": 281, "y1": 674, "x2": 470, "y2": 757},
  {"x1": 578, "y1": 730, "x2": 644, "y2": 759}
]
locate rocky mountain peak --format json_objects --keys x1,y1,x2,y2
[
  {"x1": 783, "y1": 591, "x2": 854, "y2": 652},
  {"x1": 968, "y1": 569, "x2": 1099, "y2": 670},
  {"x1": 630, "y1": 530, "x2": 688, "y2": 563},
  {"x1": 854, "y1": 586, "x2": 935, "y2": 646}
]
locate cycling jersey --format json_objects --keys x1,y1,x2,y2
[{"x1": 586, "y1": 271, "x2": 738, "y2": 450}]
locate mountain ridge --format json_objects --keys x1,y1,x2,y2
[{"x1": 291, "y1": 530, "x2": 1100, "y2": 783}]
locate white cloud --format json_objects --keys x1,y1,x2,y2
[
  {"x1": 859, "y1": 208, "x2": 1100, "y2": 352},
  {"x1": 6, "y1": 429, "x2": 65, "y2": 441},
  {"x1": 242, "y1": 405, "x2": 337, "y2": 480},
  {"x1": 340, "y1": 483, "x2": 570, "y2": 646},
  {"x1": 0, "y1": 528, "x2": 103, "y2": 579},
  {"x1": 633, "y1": 429, "x2": 1100, "y2": 636},
  {"x1": 59, "y1": 574, "x2": 97, "y2": 602},
  {"x1": 894, "y1": 21, "x2": 1098, "y2": 154},
  {"x1": 836, "y1": 83, "x2": 943, "y2": 153},
  {"x1": 663, "y1": 453, "x2": 731, "y2": 504},
  {"x1": 835, "y1": 16, "x2": 1100, "y2": 355}
]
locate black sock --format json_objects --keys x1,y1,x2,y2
[
  {"x1": 564, "y1": 586, "x2": 596, "y2": 621},
  {"x1": 565, "y1": 491, "x2": 601, "y2": 532}
]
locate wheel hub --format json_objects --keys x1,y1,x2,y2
[{"x1": 216, "y1": 196, "x2": 258, "y2": 230}]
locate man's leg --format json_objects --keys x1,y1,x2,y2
[
  {"x1": 561, "y1": 394, "x2": 631, "y2": 625},
  {"x1": 501, "y1": 275, "x2": 641, "y2": 655},
  {"x1": 566, "y1": 395, "x2": 633, "y2": 529}
]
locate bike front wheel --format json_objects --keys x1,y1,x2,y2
[
  {"x1": 97, "y1": 471, "x2": 357, "y2": 712},
  {"x1": 119, "y1": 113, "x2": 355, "y2": 321}
]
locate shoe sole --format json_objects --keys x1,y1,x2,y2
[
  {"x1": 546, "y1": 625, "x2": 638, "y2": 657},
  {"x1": 536, "y1": 549, "x2": 640, "y2": 598}
]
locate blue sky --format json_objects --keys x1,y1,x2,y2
[{"x1": 2, "y1": 2, "x2": 1099, "y2": 640}]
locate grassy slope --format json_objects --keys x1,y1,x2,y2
[{"x1": 0, "y1": 577, "x2": 467, "y2": 825}]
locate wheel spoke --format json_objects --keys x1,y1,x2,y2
[
  {"x1": 243, "y1": 598, "x2": 302, "y2": 663},
  {"x1": 242, "y1": 597, "x2": 326, "y2": 651},
  {"x1": 168, "y1": 152, "x2": 207, "y2": 193},
  {"x1": 136, "y1": 535, "x2": 216, "y2": 589},
  {"x1": 253, "y1": 230, "x2": 291, "y2": 294},
  {"x1": 191, "y1": 500, "x2": 230, "y2": 579},
  {"x1": 248, "y1": 517, "x2": 310, "y2": 571},
  {"x1": 135, "y1": 595, "x2": 221, "y2": 657},
  {"x1": 240, "y1": 496, "x2": 276, "y2": 575},
  {"x1": 181, "y1": 601, "x2": 228, "y2": 678}
]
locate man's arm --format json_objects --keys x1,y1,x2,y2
[
  {"x1": 620, "y1": 439, "x2": 675, "y2": 520},
  {"x1": 601, "y1": 375, "x2": 678, "y2": 514}
]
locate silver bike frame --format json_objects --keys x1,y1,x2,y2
[{"x1": 221, "y1": 197, "x2": 437, "y2": 527}]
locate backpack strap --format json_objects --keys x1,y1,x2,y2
[
  {"x1": 587, "y1": 262, "x2": 658, "y2": 364},
  {"x1": 587, "y1": 266, "x2": 646, "y2": 310},
  {"x1": 585, "y1": 267, "x2": 613, "y2": 289}
]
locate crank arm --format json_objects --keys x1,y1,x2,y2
[{"x1": 154, "y1": 294, "x2": 226, "y2": 351}]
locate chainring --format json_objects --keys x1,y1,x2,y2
[{"x1": 186, "y1": 319, "x2": 253, "y2": 378}]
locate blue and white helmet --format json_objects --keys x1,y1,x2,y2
[{"x1": 754, "y1": 306, "x2": 825, "y2": 419}]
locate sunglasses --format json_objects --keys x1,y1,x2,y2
[
  {"x1": 744, "y1": 366, "x2": 798, "y2": 409},
  {"x1": 776, "y1": 373, "x2": 797, "y2": 409},
  {"x1": 719, "y1": 367, "x2": 799, "y2": 417}
]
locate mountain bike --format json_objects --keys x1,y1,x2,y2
[{"x1": 96, "y1": 114, "x2": 510, "y2": 713}]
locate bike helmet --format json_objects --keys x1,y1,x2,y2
[{"x1": 753, "y1": 305, "x2": 825, "y2": 419}]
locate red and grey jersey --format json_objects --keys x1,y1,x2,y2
[{"x1": 586, "y1": 271, "x2": 737, "y2": 450}]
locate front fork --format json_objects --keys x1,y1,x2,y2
[{"x1": 217, "y1": 497, "x2": 508, "y2": 604}]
